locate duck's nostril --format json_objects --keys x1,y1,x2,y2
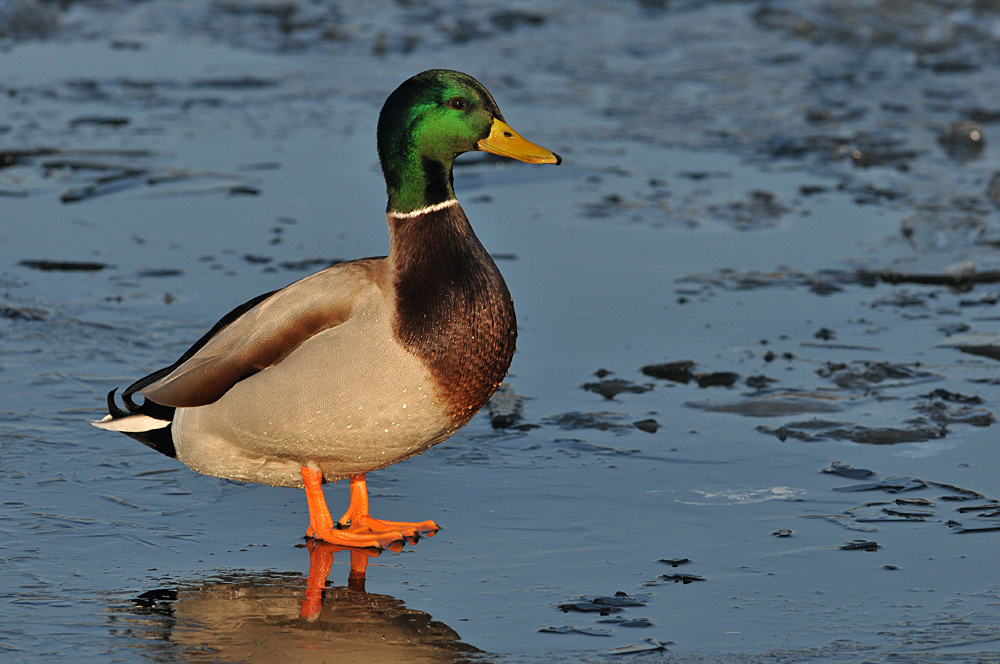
[{"x1": 503, "y1": 131, "x2": 513, "y2": 138}]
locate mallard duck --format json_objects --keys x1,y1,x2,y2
[{"x1": 93, "y1": 69, "x2": 560, "y2": 549}]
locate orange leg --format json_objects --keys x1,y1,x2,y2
[
  {"x1": 301, "y1": 466, "x2": 407, "y2": 549},
  {"x1": 338, "y1": 474, "x2": 440, "y2": 541}
]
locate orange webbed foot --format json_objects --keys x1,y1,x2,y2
[
  {"x1": 337, "y1": 474, "x2": 439, "y2": 541},
  {"x1": 342, "y1": 514, "x2": 440, "y2": 541},
  {"x1": 312, "y1": 526, "x2": 407, "y2": 549},
  {"x1": 301, "y1": 468, "x2": 438, "y2": 549}
]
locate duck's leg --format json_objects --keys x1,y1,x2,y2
[
  {"x1": 301, "y1": 466, "x2": 405, "y2": 549},
  {"x1": 338, "y1": 474, "x2": 440, "y2": 540}
]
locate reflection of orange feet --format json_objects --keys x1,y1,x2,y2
[
  {"x1": 300, "y1": 540, "x2": 335, "y2": 620},
  {"x1": 300, "y1": 468, "x2": 439, "y2": 549},
  {"x1": 345, "y1": 546, "x2": 375, "y2": 593},
  {"x1": 300, "y1": 540, "x2": 381, "y2": 620}
]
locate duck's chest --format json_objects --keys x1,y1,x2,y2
[{"x1": 389, "y1": 206, "x2": 517, "y2": 422}]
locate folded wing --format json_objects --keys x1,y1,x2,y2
[{"x1": 133, "y1": 258, "x2": 385, "y2": 409}]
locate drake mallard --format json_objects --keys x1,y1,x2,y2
[{"x1": 93, "y1": 69, "x2": 561, "y2": 549}]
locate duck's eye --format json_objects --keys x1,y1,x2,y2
[{"x1": 445, "y1": 97, "x2": 468, "y2": 111}]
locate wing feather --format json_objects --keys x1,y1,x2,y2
[{"x1": 133, "y1": 258, "x2": 386, "y2": 408}]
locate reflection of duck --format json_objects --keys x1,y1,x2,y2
[
  {"x1": 122, "y1": 542, "x2": 481, "y2": 663},
  {"x1": 93, "y1": 69, "x2": 560, "y2": 548}
]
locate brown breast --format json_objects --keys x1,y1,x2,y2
[{"x1": 389, "y1": 202, "x2": 517, "y2": 423}]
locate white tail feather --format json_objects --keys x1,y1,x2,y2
[{"x1": 91, "y1": 413, "x2": 170, "y2": 433}]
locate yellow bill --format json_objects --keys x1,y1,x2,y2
[{"x1": 478, "y1": 119, "x2": 562, "y2": 165}]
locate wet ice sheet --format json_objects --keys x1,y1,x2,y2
[{"x1": 3, "y1": 2, "x2": 1000, "y2": 662}]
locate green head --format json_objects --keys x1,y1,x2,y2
[{"x1": 377, "y1": 69, "x2": 560, "y2": 214}]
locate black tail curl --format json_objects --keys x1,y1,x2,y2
[
  {"x1": 107, "y1": 388, "x2": 177, "y2": 421},
  {"x1": 108, "y1": 387, "x2": 177, "y2": 421},
  {"x1": 100, "y1": 288, "x2": 281, "y2": 461},
  {"x1": 107, "y1": 388, "x2": 129, "y2": 419},
  {"x1": 104, "y1": 388, "x2": 178, "y2": 459}
]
